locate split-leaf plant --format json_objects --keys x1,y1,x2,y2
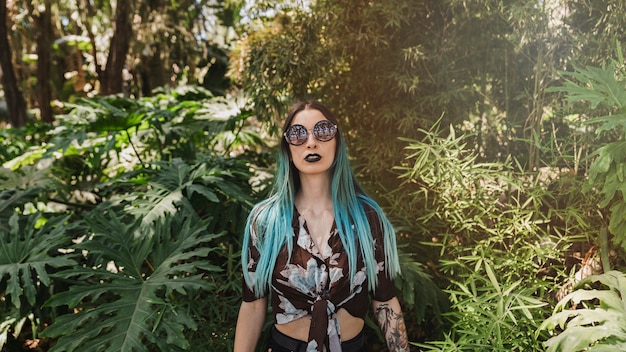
[
  {"x1": 0, "y1": 86, "x2": 268, "y2": 351},
  {"x1": 42, "y1": 211, "x2": 222, "y2": 352},
  {"x1": 538, "y1": 270, "x2": 626, "y2": 351},
  {"x1": 537, "y1": 44, "x2": 626, "y2": 352},
  {"x1": 548, "y1": 46, "x2": 626, "y2": 256}
]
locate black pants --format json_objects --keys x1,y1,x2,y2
[{"x1": 266, "y1": 326, "x2": 368, "y2": 352}]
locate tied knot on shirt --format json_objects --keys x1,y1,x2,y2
[{"x1": 309, "y1": 295, "x2": 341, "y2": 351}]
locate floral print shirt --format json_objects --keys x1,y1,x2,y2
[{"x1": 242, "y1": 206, "x2": 397, "y2": 352}]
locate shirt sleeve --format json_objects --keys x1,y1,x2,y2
[
  {"x1": 242, "y1": 226, "x2": 265, "y2": 302},
  {"x1": 367, "y1": 207, "x2": 398, "y2": 302}
]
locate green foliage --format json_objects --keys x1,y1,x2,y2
[
  {"x1": 0, "y1": 188, "x2": 43, "y2": 232},
  {"x1": 0, "y1": 213, "x2": 83, "y2": 346},
  {"x1": 40, "y1": 86, "x2": 246, "y2": 174},
  {"x1": 234, "y1": 0, "x2": 434, "y2": 185},
  {"x1": 233, "y1": 0, "x2": 590, "y2": 185},
  {"x1": 123, "y1": 158, "x2": 243, "y2": 232},
  {"x1": 0, "y1": 213, "x2": 79, "y2": 310},
  {"x1": 5, "y1": 0, "x2": 242, "y2": 110},
  {"x1": 533, "y1": 52, "x2": 626, "y2": 351},
  {"x1": 42, "y1": 212, "x2": 221, "y2": 351},
  {"x1": 389, "y1": 122, "x2": 590, "y2": 350},
  {"x1": 5, "y1": 2, "x2": 626, "y2": 349},
  {"x1": 565, "y1": 0, "x2": 626, "y2": 68},
  {"x1": 0, "y1": 89, "x2": 267, "y2": 350},
  {"x1": 414, "y1": 259, "x2": 547, "y2": 351},
  {"x1": 549, "y1": 47, "x2": 626, "y2": 253},
  {"x1": 0, "y1": 122, "x2": 51, "y2": 165},
  {"x1": 538, "y1": 270, "x2": 626, "y2": 351},
  {"x1": 396, "y1": 250, "x2": 449, "y2": 326}
]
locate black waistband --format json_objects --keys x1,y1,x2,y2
[{"x1": 269, "y1": 326, "x2": 365, "y2": 352}]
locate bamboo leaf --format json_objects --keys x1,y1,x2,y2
[{"x1": 483, "y1": 260, "x2": 501, "y2": 295}]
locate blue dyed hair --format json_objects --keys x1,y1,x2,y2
[{"x1": 242, "y1": 100, "x2": 400, "y2": 298}]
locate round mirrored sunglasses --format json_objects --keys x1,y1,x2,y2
[{"x1": 284, "y1": 120, "x2": 338, "y2": 146}]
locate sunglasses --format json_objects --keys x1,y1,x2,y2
[{"x1": 284, "y1": 120, "x2": 338, "y2": 146}]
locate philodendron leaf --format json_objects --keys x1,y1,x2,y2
[
  {"x1": 540, "y1": 271, "x2": 626, "y2": 351},
  {"x1": 544, "y1": 325, "x2": 616, "y2": 352},
  {"x1": 42, "y1": 212, "x2": 223, "y2": 352},
  {"x1": 0, "y1": 213, "x2": 78, "y2": 309},
  {"x1": 554, "y1": 289, "x2": 625, "y2": 312}
]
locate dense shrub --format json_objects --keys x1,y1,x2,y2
[{"x1": 0, "y1": 87, "x2": 270, "y2": 351}]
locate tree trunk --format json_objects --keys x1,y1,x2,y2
[
  {"x1": 34, "y1": 0, "x2": 53, "y2": 123},
  {"x1": 100, "y1": 1, "x2": 133, "y2": 95},
  {"x1": 0, "y1": 0, "x2": 28, "y2": 128},
  {"x1": 139, "y1": 44, "x2": 167, "y2": 96},
  {"x1": 81, "y1": 0, "x2": 102, "y2": 80}
]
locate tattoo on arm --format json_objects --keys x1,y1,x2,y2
[{"x1": 375, "y1": 303, "x2": 409, "y2": 352}]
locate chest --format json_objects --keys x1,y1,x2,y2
[
  {"x1": 294, "y1": 207, "x2": 333, "y2": 251},
  {"x1": 273, "y1": 216, "x2": 363, "y2": 298}
]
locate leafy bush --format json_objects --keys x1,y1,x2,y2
[
  {"x1": 389, "y1": 123, "x2": 594, "y2": 350},
  {"x1": 0, "y1": 87, "x2": 268, "y2": 351},
  {"x1": 0, "y1": 213, "x2": 84, "y2": 348},
  {"x1": 414, "y1": 259, "x2": 547, "y2": 351},
  {"x1": 42, "y1": 212, "x2": 222, "y2": 351},
  {"x1": 534, "y1": 45, "x2": 626, "y2": 352},
  {"x1": 0, "y1": 122, "x2": 51, "y2": 164}
]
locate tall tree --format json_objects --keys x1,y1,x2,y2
[
  {"x1": 0, "y1": 0, "x2": 28, "y2": 128},
  {"x1": 2, "y1": 0, "x2": 243, "y2": 117},
  {"x1": 30, "y1": 0, "x2": 54, "y2": 122}
]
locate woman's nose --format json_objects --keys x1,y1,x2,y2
[{"x1": 306, "y1": 133, "x2": 317, "y2": 148}]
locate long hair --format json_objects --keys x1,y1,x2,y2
[{"x1": 242, "y1": 100, "x2": 400, "y2": 297}]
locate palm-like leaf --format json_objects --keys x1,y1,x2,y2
[
  {"x1": 42, "y1": 211, "x2": 223, "y2": 352},
  {"x1": 396, "y1": 250, "x2": 449, "y2": 324},
  {"x1": 0, "y1": 189, "x2": 40, "y2": 233},
  {"x1": 555, "y1": 64, "x2": 626, "y2": 110}
]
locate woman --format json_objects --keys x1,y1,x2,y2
[{"x1": 234, "y1": 100, "x2": 409, "y2": 352}]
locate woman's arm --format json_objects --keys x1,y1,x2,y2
[
  {"x1": 372, "y1": 297, "x2": 409, "y2": 352},
  {"x1": 234, "y1": 297, "x2": 267, "y2": 352}
]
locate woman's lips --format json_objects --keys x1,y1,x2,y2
[{"x1": 304, "y1": 154, "x2": 321, "y2": 162}]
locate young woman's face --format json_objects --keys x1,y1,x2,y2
[{"x1": 287, "y1": 108, "x2": 337, "y2": 177}]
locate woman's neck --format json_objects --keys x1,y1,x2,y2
[{"x1": 295, "y1": 174, "x2": 333, "y2": 214}]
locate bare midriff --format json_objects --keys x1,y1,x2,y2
[{"x1": 274, "y1": 308, "x2": 364, "y2": 342}]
